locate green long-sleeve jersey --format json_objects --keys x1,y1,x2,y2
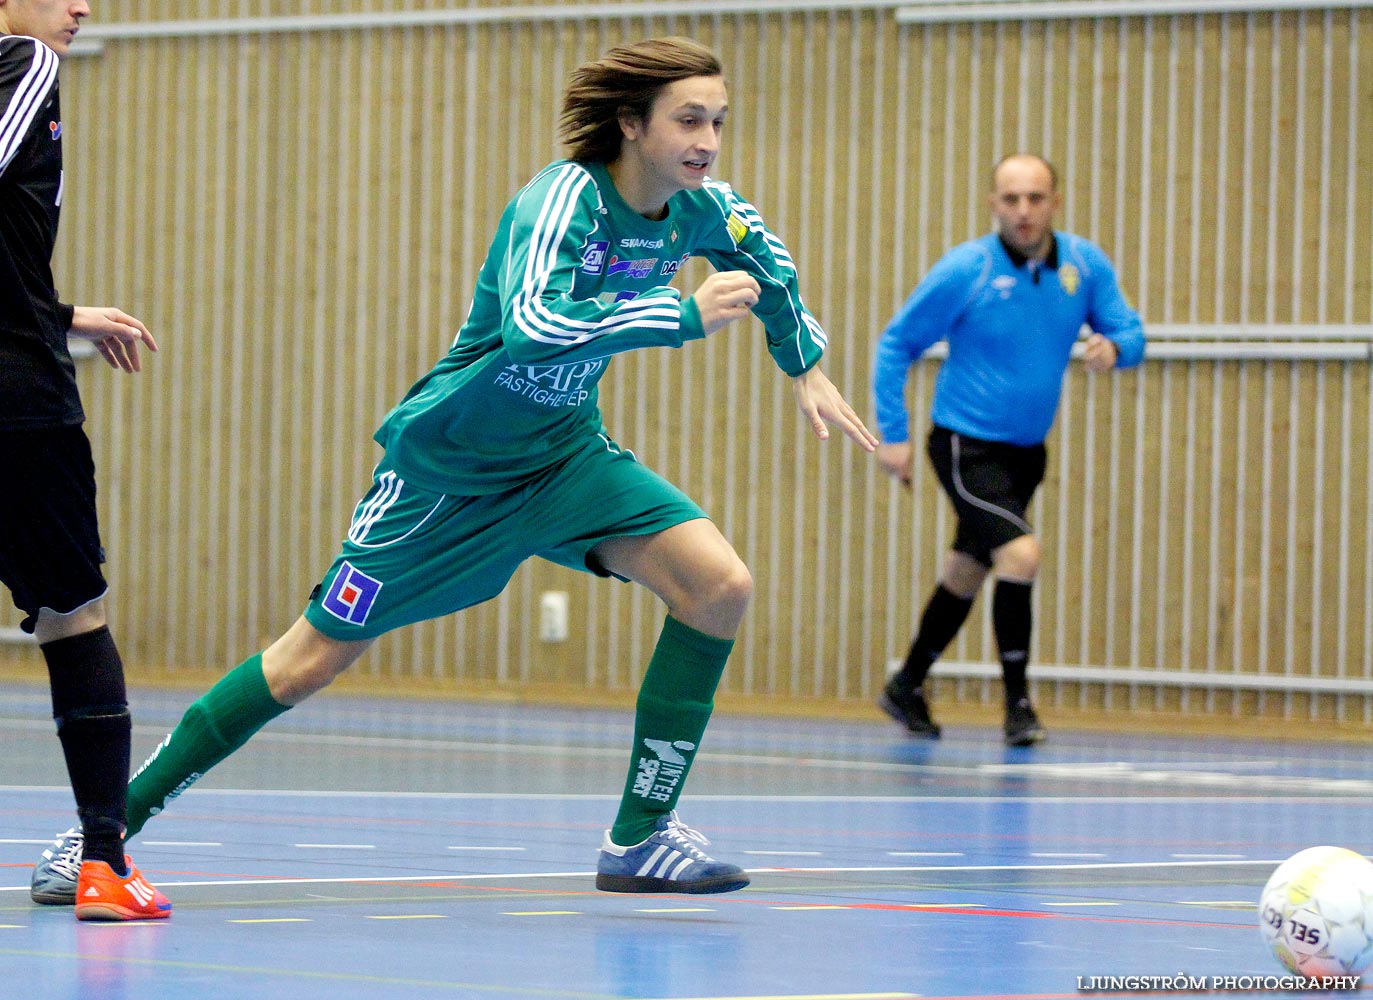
[{"x1": 375, "y1": 159, "x2": 827, "y2": 495}]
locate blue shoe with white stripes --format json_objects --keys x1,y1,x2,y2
[{"x1": 596, "y1": 811, "x2": 749, "y2": 894}]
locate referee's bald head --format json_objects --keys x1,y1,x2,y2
[{"x1": 991, "y1": 154, "x2": 1058, "y2": 192}]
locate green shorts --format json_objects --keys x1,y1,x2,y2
[{"x1": 304, "y1": 435, "x2": 706, "y2": 640}]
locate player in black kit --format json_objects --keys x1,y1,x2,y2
[{"x1": 0, "y1": 0, "x2": 168, "y2": 920}]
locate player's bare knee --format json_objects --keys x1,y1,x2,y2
[
  {"x1": 32, "y1": 600, "x2": 108, "y2": 644},
  {"x1": 941, "y1": 553, "x2": 988, "y2": 597},
  {"x1": 994, "y1": 535, "x2": 1041, "y2": 581},
  {"x1": 716, "y1": 557, "x2": 753, "y2": 617},
  {"x1": 689, "y1": 556, "x2": 752, "y2": 631}
]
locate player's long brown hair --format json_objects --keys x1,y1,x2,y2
[{"x1": 560, "y1": 37, "x2": 723, "y2": 163}]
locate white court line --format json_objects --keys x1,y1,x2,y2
[
  {"x1": 887, "y1": 851, "x2": 964, "y2": 857},
  {"x1": 446, "y1": 846, "x2": 526, "y2": 852},
  {"x1": 1031, "y1": 852, "x2": 1107, "y2": 858},
  {"x1": 4, "y1": 786, "x2": 1367, "y2": 805},
  {"x1": 0, "y1": 858, "x2": 1295, "y2": 894},
  {"x1": 743, "y1": 851, "x2": 824, "y2": 856},
  {"x1": 295, "y1": 843, "x2": 376, "y2": 850},
  {"x1": 774, "y1": 860, "x2": 1283, "y2": 874},
  {"x1": 366, "y1": 914, "x2": 447, "y2": 920},
  {"x1": 0, "y1": 871, "x2": 600, "y2": 892},
  {"x1": 771, "y1": 905, "x2": 850, "y2": 911},
  {"x1": 900, "y1": 903, "x2": 984, "y2": 909}
]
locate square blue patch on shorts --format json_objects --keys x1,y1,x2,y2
[{"x1": 321, "y1": 561, "x2": 382, "y2": 625}]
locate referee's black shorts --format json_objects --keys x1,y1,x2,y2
[
  {"x1": 926, "y1": 425, "x2": 1047, "y2": 566},
  {"x1": 0, "y1": 425, "x2": 108, "y2": 633}
]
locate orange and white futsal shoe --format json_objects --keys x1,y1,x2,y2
[{"x1": 74, "y1": 858, "x2": 171, "y2": 921}]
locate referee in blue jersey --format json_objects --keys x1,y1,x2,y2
[{"x1": 872, "y1": 154, "x2": 1145, "y2": 746}]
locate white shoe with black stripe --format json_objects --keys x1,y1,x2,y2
[{"x1": 596, "y1": 811, "x2": 750, "y2": 894}]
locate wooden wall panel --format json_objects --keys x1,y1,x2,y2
[{"x1": 1, "y1": 3, "x2": 1369, "y2": 727}]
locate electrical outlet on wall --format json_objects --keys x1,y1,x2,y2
[{"x1": 539, "y1": 591, "x2": 569, "y2": 642}]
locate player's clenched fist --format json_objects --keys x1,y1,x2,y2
[{"x1": 690, "y1": 270, "x2": 761, "y2": 335}]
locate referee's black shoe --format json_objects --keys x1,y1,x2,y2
[
  {"x1": 1003, "y1": 698, "x2": 1045, "y2": 747},
  {"x1": 878, "y1": 679, "x2": 942, "y2": 739}
]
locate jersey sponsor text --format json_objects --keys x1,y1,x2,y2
[{"x1": 494, "y1": 359, "x2": 605, "y2": 408}]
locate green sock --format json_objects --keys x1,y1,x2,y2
[
  {"x1": 610, "y1": 615, "x2": 734, "y2": 846},
  {"x1": 125, "y1": 653, "x2": 289, "y2": 838}
]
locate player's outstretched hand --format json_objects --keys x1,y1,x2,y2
[
  {"x1": 690, "y1": 270, "x2": 761, "y2": 335},
  {"x1": 791, "y1": 367, "x2": 878, "y2": 452},
  {"x1": 69, "y1": 306, "x2": 159, "y2": 373}
]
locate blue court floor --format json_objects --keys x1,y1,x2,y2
[{"x1": 2, "y1": 680, "x2": 1370, "y2": 1000}]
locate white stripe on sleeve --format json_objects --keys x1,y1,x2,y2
[{"x1": 0, "y1": 38, "x2": 58, "y2": 176}]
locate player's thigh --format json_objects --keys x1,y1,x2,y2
[
  {"x1": 591, "y1": 519, "x2": 748, "y2": 610},
  {"x1": 0, "y1": 426, "x2": 108, "y2": 634},
  {"x1": 536, "y1": 440, "x2": 711, "y2": 584},
  {"x1": 303, "y1": 465, "x2": 529, "y2": 642}
]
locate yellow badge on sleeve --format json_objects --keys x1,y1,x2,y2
[
  {"x1": 726, "y1": 213, "x2": 748, "y2": 246},
  {"x1": 1059, "y1": 263, "x2": 1080, "y2": 296}
]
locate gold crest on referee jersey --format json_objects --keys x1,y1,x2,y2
[{"x1": 1059, "y1": 263, "x2": 1080, "y2": 296}]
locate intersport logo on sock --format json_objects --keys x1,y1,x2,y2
[{"x1": 630, "y1": 738, "x2": 695, "y2": 802}]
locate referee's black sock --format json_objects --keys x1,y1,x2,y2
[
  {"x1": 42, "y1": 626, "x2": 131, "y2": 872},
  {"x1": 993, "y1": 579, "x2": 1033, "y2": 705},
  {"x1": 893, "y1": 584, "x2": 975, "y2": 691}
]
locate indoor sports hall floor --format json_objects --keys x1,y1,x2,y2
[{"x1": 2, "y1": 679, "x2": 1370, "y2": 1000}]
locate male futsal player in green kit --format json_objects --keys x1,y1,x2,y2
[{"x1": 32, "y1": 35, "x2": 877, "y2": 900}]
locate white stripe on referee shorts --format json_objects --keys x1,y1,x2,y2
[
  {"x1": 950, "y1": 432, "x2": 1034, "y2": 536},
  {"x1": 346, "y1": 472, "x2": 446, "y2": 549}
]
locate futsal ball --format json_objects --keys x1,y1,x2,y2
[{"x1": 1258, "y1": 845, "x2": 1373, "y2": 977}]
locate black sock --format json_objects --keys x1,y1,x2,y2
[
  {"x1": 893, "y1": 584, "x2": 975, "y2": 690},
  {"x1": 993, "y1": 579, "x2": 1033, "y2": 705},
  {"x1": 42, "y1": 626, "x2": 130, "y2": 871}
]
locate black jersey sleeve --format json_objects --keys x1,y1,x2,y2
[{"x1": 0, "y1": 35, "x2": 60, "y2": 178}]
